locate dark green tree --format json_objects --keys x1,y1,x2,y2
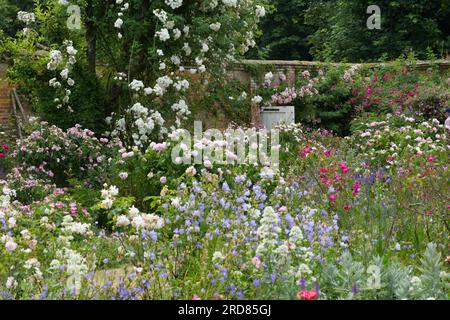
[
  {"x1": 249, "y1": 0, "x2": 313, "y2": 60},
  {"x1": 304, "y1": 0, "x2": 450, "y2": 62}
]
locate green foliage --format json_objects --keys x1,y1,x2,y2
[
  {"x1": 0, "y1": 0, "x2": 34, "y2": 38},
  {"x1": 32, "y1": 63, "x2": 108, "y2": 131},
  {"x1": 294, "y1": 65, "x2": 354, "y2": 135},
  {"x1": 249, "y1": 0, "x2": 313, "y2": 60},
  {"x1": 418, "y1": 243, "x2": 447, "y2": 299},
  {"x1": 320, "y1": 245, "x2": 448, "y2": 300},
  {"x1": 107, "y1": 147, "x2": 188, "y2": 211},
  {"x1": 244, "y1": 63, "x2": 277, "y2": 81},
  {"x1": 189, "y1": 78, "x2": 252, "y2": 127},
  {"x1": 249, "y1": 0, "x2": 450, "y2": 61},
  {"x1": 1, "y1": 0, "x2": 108, "y2": 132},
  {"x1": 292, "y1": 59, "x2": 448, "y2": 136},
  {"x1": 404, "y1": 83, "x2": 450, "y2": 120},
  {"x1": 304, "y1": 0, "x2": 450, "y2": 62}
]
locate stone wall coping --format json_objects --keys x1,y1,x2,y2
[{"x1": 232, "y1": 59, "x2": 450, "y2": 70}]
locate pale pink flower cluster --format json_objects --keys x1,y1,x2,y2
[
  {"x1": 151, "y1": 142, "x2": 168, "y2": 152},
  {"x1": 271, "y1": 87, "x2": 297, "y2": 105},
  {"x1": 298, "y1": 80, "x2": 318, "y2": 97}
]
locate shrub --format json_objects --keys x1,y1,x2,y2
[
  {"x1": 349, "y1": 113, "x2": 448, "y2": 168},
  {"x1": 8, "y1": 119, "x2": 121, "y2": 188},
  {"x1": 29, "y1": 63, "x2": 108, "y2": 132},
  {"x1": 293, "y1": 65, "x2": 354, "y2": 136},
  {"x1": 404, "y1": 84, "x2": 450, "y2": 120}
]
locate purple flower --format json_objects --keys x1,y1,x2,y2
[
  {"x1": 148, "y1": 230, "x2": 158, "y2": 242},
  {"x1": 271, "y1": 273, "x2": 276, "y2": 283},
  {"x1": 352, "y1": 284, "x2": 358, "y2": 295},
  {"x1": 222, "y1": 181, "x2": 230, "y2": 193},
  {"x1": 300, "y1": 278, "x2": 306, "y2": 290},
  {"x1": 39, "y1": 285, "x2": 48, "y2": 300}
]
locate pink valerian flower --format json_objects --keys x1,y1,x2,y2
[
  {"x1": 320, "y1": 167, "x2": 328, "y2": 174},
  {"x1": 352, "y1": 181, "x2": 361, "y2": 197},
  {"x1": 55, "y1": 202, "x2": 64, "y2": 209},
  {"x1": 324, "y1": 149, "x2": 332, "y2": 157},
  {"x1": 329, "y1": 194, "x2": 337, "y2": 201},
  {"x1": 427, "y1": 156, "x2": 434, "y2": 162},
  {"x1": 24, "y1": 179, "x2": 37, "y2": 188},
  {"x1": 69, "y1": 203, "x2": 78, "y2": 217},
  {"x1": 339, "y1": 163, "x2": 350, "y2": 174},
  {"x1": 251, "y1": 256, "x2": 262, "y2": 269},
  {"x1": 192, "y1": 294, "x2": 201, "y2": 300},
  {"x1": 53, "y1": 188, "x2": 66, "y2": 195},
  {"x1": 299, "y1": 146, "x2": 312, "y2": 158}
]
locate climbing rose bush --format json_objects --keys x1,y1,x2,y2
[{"x1": 10, "y1": 0, "x2": 268, "y2": 149}]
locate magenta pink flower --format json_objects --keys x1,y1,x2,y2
[{"x1": 339, "y1": 163, "x2": 350, "y2": 174}]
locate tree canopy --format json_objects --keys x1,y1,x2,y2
[
  {"x1": 2, "y1": 0, "x2": 449, "y2": 62},
  {"x1": 252, "y1": 0, "x2": 450, "y2": 61}
]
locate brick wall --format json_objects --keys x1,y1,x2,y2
[
  {"x1": 229, "y1": 59, "x2": 450, "y2": 124},
  {"x1": 0, "y1": 59, "x2": 448, "y2": 126},
  {"x1": 230, "y1": 59, "x2": 450, "y2": 89}
]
